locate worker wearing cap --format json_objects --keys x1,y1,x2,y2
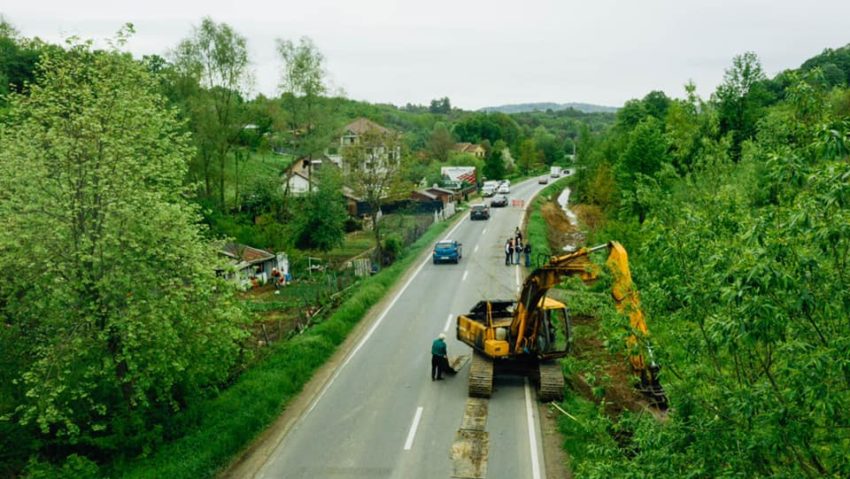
[{"x1": 431, "y1": 333, "x2": 448, "y2": 380}]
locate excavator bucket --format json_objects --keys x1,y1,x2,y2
[{"x1": 448, "y1": 354, "x2": 471, "y2": 374}]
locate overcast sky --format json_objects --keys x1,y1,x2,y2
[{"x1": 4, "y1": 1, "x2": 850, "y2": 110}]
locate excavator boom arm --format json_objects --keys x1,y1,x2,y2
[
  {"x1": 510, "y1": 243, "x2": 606, "y2": 353},
  {"x1": 510, "y1": 242, "x2": 656, "y2": 375}
]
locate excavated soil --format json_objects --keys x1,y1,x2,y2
[
  {"x1": 569, "y1": 315, "x2": 646, "y2": 416},
  {"x1": 540, "y1": 201, "x2": 585, "y2": 252}
]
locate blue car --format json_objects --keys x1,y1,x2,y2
[{"x1": 433, "y1": 240, "x2": 463, "y2": 264}]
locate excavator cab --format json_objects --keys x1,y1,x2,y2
[
  {"x1": 536, "y1": 297, "x2": 572, "y2": 358},
  {"x1": 457, "y1": 297, "x2": 572, "y2": 358}
]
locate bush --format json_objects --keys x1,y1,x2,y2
[
  {"x1": 344, "y1": 216, "x2": 362, "y2": 232},
  {"x1": 382, "y1": 234, "x2": 403, "y2": 264}
]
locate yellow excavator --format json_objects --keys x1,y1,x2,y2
[{"x1": 456, "y1": 241, "x2": 666, "y2": 406}]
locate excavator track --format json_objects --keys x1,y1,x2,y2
[
  {"x1": 468, "y1": 351, "x2": 494, "y2": 398},
  {"x1": 537, "y1": 361, "x2": 565, "y2": 402}
]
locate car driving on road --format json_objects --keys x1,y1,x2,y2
[
  {"x1": 490, "y1": 194, "x2": 508, "y2": 207},
  {"x1": 470, "y1": 203, "x2": 490, "y2": 220},
  {"x1": 433, "y1": 240, "x2": 462, "y2": 264}
]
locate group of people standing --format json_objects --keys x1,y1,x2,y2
[{"x1": 505, "y1": 227, "x2": 531, "y2": 266}]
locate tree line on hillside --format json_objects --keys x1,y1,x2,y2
[{"x1": 568, "y1": 46, "x2": 850, "y2": 477}]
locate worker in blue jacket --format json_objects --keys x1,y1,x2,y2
[{"x1": 431, "y1": 333, "x2": 454, "y2": 380}]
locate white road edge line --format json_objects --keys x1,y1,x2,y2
[
  {"x1": 524, "y1": 378, "x2": 543, "y2": 479},
  {"x1": 302, "y1": 213, "x2": 470, "y2": 419},
  {"x1": 482, "y1": 228, "x2": 487, "y2": 235},
  {"x1": 515, "y1": 266, "x2": 521, "y2": 292},
  {"x1": 474, "y1": 244, "x2": 479, "y2": 253},
  {"x1": 443, "y1": 313, "x2": 453, "y2": 332},
  {"x1": 462, "y1": 270, "x2": 469, "y2": 282},
  {"x1": 404, "y1": 406, "x2": 424, "y2": 451}
]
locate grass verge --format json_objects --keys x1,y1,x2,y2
[
  {"x1": 525, "y1": 175, "x2": 573, "y2": 259},
  {"x1": 111, "y1": 216, "x2": 456, "y2": 479}
]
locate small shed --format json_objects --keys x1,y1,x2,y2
[
  {"x1": 220, "y1": 243, "x2": 289, "y2": 289},
  {"x1": 426, "y1": 186, "x2": 458, "y2": 205}
]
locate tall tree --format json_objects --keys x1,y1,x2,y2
[
  {"x1": 277, "y1": 36, "x2": 331, "y2": 193},
  {"x1": 293, "y1": 167, "x2": 348, "y2": 251},
  {"x1": 173, "y1": 17, "x2": 251, "y2": 206},
  {"x1": 0, "y1": 33, "x2": 246, "y2": 456},
  {"x1": 617, "y1": 116, "x2": 669, "y2": 223},
  {"x1": 343, "y1": 128, "x2": 410, "y2": 264},
  {"x1": 427, "y1": 122, "x2": 455, "y2": 162},
  {"x1": 0, "y1": 19, "x2": 44, "y2": 109},
  {"x1": 483, "y1": 145, "x2": 507, "y2": 180},
  {"x1": 533, "y1": 126, "x2": 563, "y2": 165},
  {"x1": 714, "y1": 51, "x2": 770, "y2": 160},
  {"x1": 429, "y1": 96, "x2": 451, "y2": 114},
  {"x1": 517, "y1": 138, "x2": 541, "y2": 174}
]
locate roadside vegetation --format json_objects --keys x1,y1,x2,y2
[
  {"x1": 543, "y1": 47, "x2": 850, "y2": 477},
  {"x1": 111, "y1": 216, "x2": 455, "y2": 479}
]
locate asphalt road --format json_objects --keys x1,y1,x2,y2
[{"x1": 255, "y1": 178, "x2": 552, "y2": 479}]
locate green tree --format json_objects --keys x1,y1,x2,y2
[
  {"x1": 483, "y1": 144, "x2": 507, "y2": 180},
  {"x1": 429, "y1": 96, "x2": 451, "y2": 114},
  {"x1": 0, "y1": 19, "x2": 47, "y2": 110},
  {"x1": 617, "y1": 116, "x2": 669, "y2": 223},
  {"x1": 0, "y1": 33, "x2": 246, "y2": 457},
  {"x1": 343, "y1": 128, "x2": 411, "y2": 264},
  {"x1": 714, "y1": 51, "x2": 771, "y2": 160},
  {"x1": 642, "y1": 89, "x2": 671, "y2": 120},
  {"x1": 173, "y1": 17, "x2": 251, "y2": 206},
  {"x1": 427, "y1": 122, "x2": 455, "y2": 162},
  {"x1": 276, "y1": 36, "x2": 331, "y2": 159},
  {"x1": 517, "y1": 138, "x2": 541, "y2": 174},
  {"x1": 665, "y1": 82, "x2": 705, "y2": 173},
  {"x1": 533, "y1": 126, "x2": 563, "y2": 165},
  {"x1": 293, "y1": 167, "x2": 348, "y2": 251}
]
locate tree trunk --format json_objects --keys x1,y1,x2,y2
[
  {"x1": 372, "y1": 210, "x2": 382, "y2": 266},
  {"x1": 234, "y1": 150, "x2": 240, "y2": 209}
]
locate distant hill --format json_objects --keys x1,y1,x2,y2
[{"x1": 479, "y1": 102, "x2": 619, "y2": 114}]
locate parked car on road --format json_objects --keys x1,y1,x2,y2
[
  {"x1": 433, "y1": 240, "x2": 463, "y2": 264},
  {"x1": 470, "y1": 203, "x2": 490, "y2": 220},
  {"x1": 490, "y1": 194, "x2": 509, "y2": 207}
]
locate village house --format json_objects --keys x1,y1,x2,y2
[
  {"x1": 326, "y1": 118, "x2": 401, "y2": 174},
  {"x1": 282, "y1": 155, "x2": 333, "y2": 195},
  {"x1": 452, "y1": 142, "x2": 486, "y2": 158},
  {"x1": 425, "y1": 186, "x2": 460, "y2": 205}
]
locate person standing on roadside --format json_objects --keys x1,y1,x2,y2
[
  {"x1": 505, "y1": 238, "x2": 513, "y2": 265},
  {"x1": 431, "y1": 333, "x2": 449, "y2": 380},
  {"x1": 524, "y1": 242, "x2": 532, "y2": 267},
  {"x1": 515, "y1": 239, "x2": 523, "y2": 265}
]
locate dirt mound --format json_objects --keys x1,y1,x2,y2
[{"x1": 570, "y1": 314, "x2": 646, "y2": 416}]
